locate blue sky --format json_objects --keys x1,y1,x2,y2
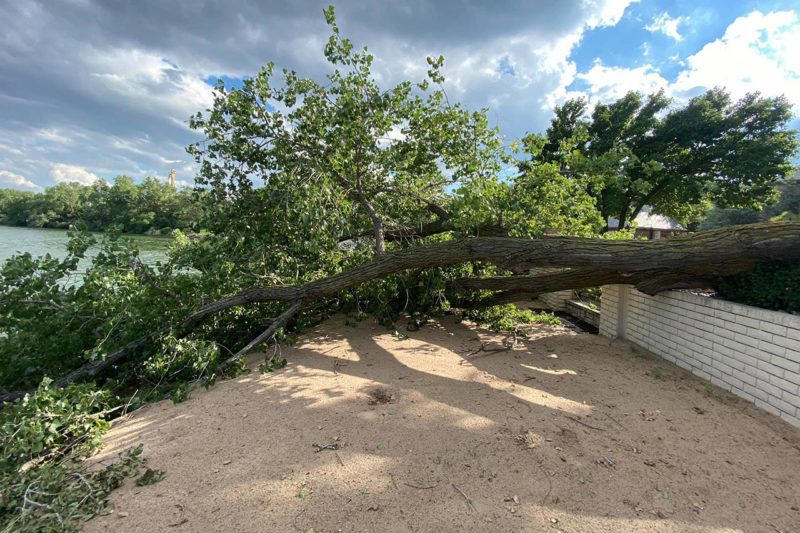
[{"x1": 0, "y1": 0, "x2": 798, "y2": 191}]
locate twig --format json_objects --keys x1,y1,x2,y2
[
  {"x1": 565, "y1": 415, "x2": 605, "y2": 431},
  {"x1": 466, "y1": 343, "x2": 509, "y2": 358},
  {"x1": 404, "y1": 482, "x2": 437, "y2": 490},
  {"x1": 452, "y1": 484, "x2": 477, "y2": 512},
  {"x1": 312, "y1": 443, "x2": 339, "y2": 453},
  {"x1": 537, "y1": 463, "x2": 553, "y2": 504},
  {"x1": 335, "y1": 452, "x2": 344, "y2": 466},
  {"x1": 333, "y1": 359, "x2": 347, "y2": 375},
  {"x1": 604, "y1": 412, "x2": 626, "y2": 430}
]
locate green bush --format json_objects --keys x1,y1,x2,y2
[{"x1": 716, "y1": 261, "x2": 800, "y2": 312}]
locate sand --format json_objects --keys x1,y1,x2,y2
[{"x1": 85, "y1": 312, "x2": 800, "y2": 532}]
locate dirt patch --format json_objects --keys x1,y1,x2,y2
[
  {"x1": 86, "y1": 312, "x2": 800, "y2": 532},
  {"x1": 366, "y1": 387, "x2": 395, "y2": 405}
]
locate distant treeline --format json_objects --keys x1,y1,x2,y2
[
  {"x1": 698, "y1": 178, "x2": 800, "y2": 230},
  {"x1": 0, "y1": 176, "x2": 205, "y2": 234}
]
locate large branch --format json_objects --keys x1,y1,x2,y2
[
  {"x1": 3, "y1": 222, "x2": 797, "y2": 403},
  {"x1": 456, "y1": 259, "x2": 762, "y2": 307}
]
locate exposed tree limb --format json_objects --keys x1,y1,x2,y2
[
  {"x1": 228, "y1": 301, "x2": 304, "y2": 362},
  {"x1": 2, "y1": 222, "x2": 797, "y2": 404},
  {"x1": 456, "y1": 260, "x2": 760, "y2": 307}
]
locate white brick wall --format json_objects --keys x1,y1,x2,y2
[
  {"x1": 530, "y1": 268, "x2": 572, "y2": 311},
  {"x1": 600, "y1": 285, "x2": 800, "y2": 428},
  {"x1": 538, "y1": 290, "x2": 573, "y2": 311}
]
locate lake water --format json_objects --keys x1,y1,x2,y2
[{"x1": 0, "y1": 225, "x2": 171, "y2": 268}]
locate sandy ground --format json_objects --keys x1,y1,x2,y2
[{"x1": 85, "y1": 311, "x2": 800, "y2": 532}]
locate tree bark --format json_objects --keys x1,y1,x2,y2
[{"x1": 456, "y1": 261, "x2": 757, "y2": 308}]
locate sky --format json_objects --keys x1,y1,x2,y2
[{"x1": 0, "y1": 0, "x2": 798, "y2": 191}]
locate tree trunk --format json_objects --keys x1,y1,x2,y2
[
  {"x1": 2, "y1": 222, "x2": 797, "y2": 403},
  {"x1": 617, "y1": 202, "x2": 631, "y2": 232}
]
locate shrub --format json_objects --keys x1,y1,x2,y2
[{"x1": 716, "y1": 261, "x2": 800, "y2": 312}]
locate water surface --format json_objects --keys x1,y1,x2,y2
[{"x1": 0, "y1": 225, "x2": 170, "y2": 269}]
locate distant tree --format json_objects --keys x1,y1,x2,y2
[
  {"x1": 698, "y1": 176, "x2": 799, "y2": 230},
  {"x1": 0, "y1": 189, "x2": 37, "y2": 226},
  {"x1": 534, "y1": 89, "x2": 798, "y2": 229},
  {"x1": 0, "y1": 176, "x2": 204, "y2": 234}
]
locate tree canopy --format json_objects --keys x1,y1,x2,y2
[{"x1": 532, "y1": 89, "x2": 798, "y2": 229}]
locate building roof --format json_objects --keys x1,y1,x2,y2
[{"x1": 607, "y1": 206, "x2": 686, "y2": 231}]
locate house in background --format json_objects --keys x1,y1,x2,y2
[{"x1": 607, "y1": 206, "x2": 687, "y2": 239}]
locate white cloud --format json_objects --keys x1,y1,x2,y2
[
  {"x1": 587, "y1": 0, "x2": 639, "y2": 29},
  {"x1": 0, "y1": 143, "x2": 23, "y2": 156},
  {"x1": 577, "y1": 61, "x2": 669, "y2": 103},
  {"x1": 562, "y1": 9, "x2": 800, "y2": 115},
  {"x1": 672, "y1": 10, "x2": 800, "y2": 108},
  {"x1": 50, "y1": 163, "x2": 99, "y2": 185},
  {"x1": 541, "y1": 0, "x2": 638, "y2": 109},
  {"x1": 0, "y1": 170, "x2": 41, "y2": 190},
  {"x1": 36, "y1": 128, "x2": 72, "y2": 144},
  {"x1": 82, "y1": 47, "x2": 215, "y2": 128},
  {"x1": 645, "y1": 12, "x2": 687, "y2": 41}
]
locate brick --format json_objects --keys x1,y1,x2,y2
[
  {"x1": 728, "y1": 350, "x2": 759, "y2": 370},
  {"x1": 769, "y1": 373, "x2": 800, "y2": 396},
  {"x1": 745, "y1": 326, "x2": 774, "y2": 344},
  {"x1": 756, "y1": 359, "x2": 784, "y2": 378},
  {"x1": 772, "y1": 334, "x2": 799, "y2": 351},
  {"x1": 759, "y1": 321, "x2": 788, "y2": 337},
  {"x1": 758, "y1": 339, "x2": 786, "y2": 358},
  {"x1": 755, "y1": 367, "x2": 775, "y2": 383},
  {"x1": 731, "y1": 368, "x2": 757, "y2": 386},
  {"x1": 716, "y1": 360, "x2": 737, "y2": 377},
  {"x1": 729, "y1": 386, "x2": 755, "y2": 404},
  {"x1": 721, "y1": 373, "x2": 744, "y2": 391},
  {"x1": 783, "y1": 349, "x2": 800, "y2": 364},
  {"x1": 755, "y1": 398, "x2": 782, "y2": 417},
  {"x1": 733, "y1": 332, "x2": 761, "y2": 350},
  {"x1": 765, "y1": 312, "x2": 800, "y2": 328},
  {"x1": 735, "y1": 315, "x2": 761, "y2": 329},
  {"x1": 783, "y1": 370, "x2": 800, "y2": 388},
  {"x1": 771, "y1": 355, "x2": 800, "y2": 374},
  {"x1": 740, "y1": 305, "x2": 768, "y2": 321},
  {"x1": 755, "y1": 378, "x2": 783, "y2": 400},
  {"x1": 779, "y1": 411, "x2": 800, "y2": 429},
  {"x1": 709, "y1": 376, "x2": 731, "y2": 391},
  {"x1": 742, "y1": 382, "x2": 769, "y2": 402},
  {"x1": 692, "y1": 368, "x2": 712, "y2": 381},
  {"x1": 782, "y1": 390, "x2": 800, "y2": 411},
  {"x1": 767, "y1": 395, "x2": 797, "y2": 417}
]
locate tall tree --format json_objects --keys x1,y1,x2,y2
[
  {"x1": 188, "y1": 5, "x2": 503, "y2": 260},
  {"x1": 534, "y1": 89, "x2": 798, "y2": 229}
]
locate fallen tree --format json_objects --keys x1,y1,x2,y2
[{"x1": 2, "y1": 221, "x2": 795, "y2": 405}]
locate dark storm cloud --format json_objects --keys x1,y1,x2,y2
[{"x1": 0, "y1": 0, "x2": 634, "y2": 188}]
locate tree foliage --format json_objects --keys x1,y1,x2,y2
[
  {"x1": 699, "y1": 177, "x2": 800, "y2": 230},
  {"x1": 535, "y1": 89, "x2": 798, "y2": 229},
  {"x1": 0, "y1": 177, "x2": 204, "y2": 234}
]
